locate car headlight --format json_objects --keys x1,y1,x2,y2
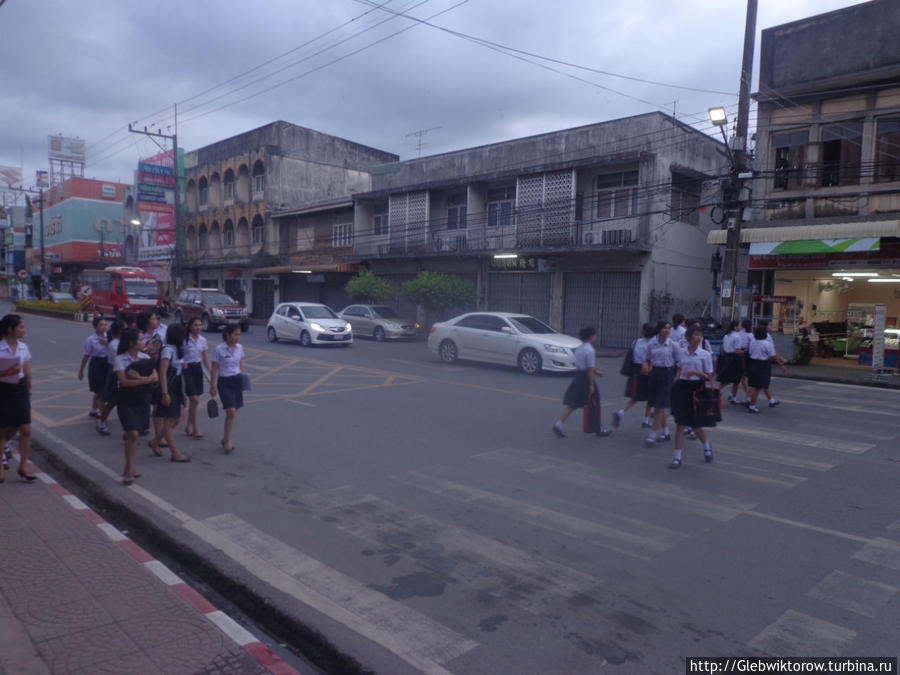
[
  {"x1": 310, "y1": 322, "x2": 324, "y2": 332},
  {"x1": 544, "y1": 344, "x2": 566, "y2": 353},
  {"x1": 212, "y1": 308, "x2": 224, "y2": 316},
  {"x1": 345, "y1": 323, "x2": 352, "y2": 332}
]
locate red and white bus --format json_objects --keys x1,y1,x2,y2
[{"x1": 81, "y1": 266, "x2": 162, "y2": 316}]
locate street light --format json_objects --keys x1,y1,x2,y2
[{"x1": 708, "y1": 107, "x2": 728, "y2": 127}]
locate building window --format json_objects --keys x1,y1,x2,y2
[
  {"x1": 198, "y1": 177, "x2": 208, "y2": 207},
  {"x1": 446, "y1": 194, "x2": 467, "y2": 230},
  {"x1": 486, "y1": 187, "x2": 514, "y2": 228},
  {"x1": 332, "y1": 223, "x2": 353, "y2": 248},
  {"x1": 198, "y1": 225, "x2": 209, "y2": 251},
  {"x1": 252, "y1": 217, "x2": 264, "y2": 245},
  {"x1": 373, "y1": 203, "x2": 389, "y2": 236},
  {"x1": 821, "y1": 121, "x2": 862, "y2": 187},
  {"x1": 773, "y1": 129, "x2": 808, "y2": 190},
  {"x1": 670, "y1": 172, "x2": 701, "y2": 226},
  {"x1": 224, "y1": 169, "x2": 235, "y2": 201},
  {"x1": 252, "y1": 161, "x2": 265, "y2": 194},
  {"x1": 596, "y1": 170, "x2": 638, "y2": 219},
  {"x1": 875, "y1": 117, "x2": 900, "y2": 183},
  {"x1": 223, "y1": 221, "x2": 234, "y2": 247}
]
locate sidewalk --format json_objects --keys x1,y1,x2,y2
[
  {"x1": 773, "y1": 356, "x2": 900, "y2": 389},
  {"x1": 0, "y1": 453, "x2": 300, "y2": 675}
]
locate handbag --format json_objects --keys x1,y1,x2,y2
[
  {"x1": 619, "y1": 342, "x2": 635, "y2": 376},
  {"x1": 692, "y1": 382, "x2": 722, "y2": 426},
  {"x1": 206, "y1": 397, "x2": 219, "y2": 418}
]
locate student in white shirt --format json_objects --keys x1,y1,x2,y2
[
  {"x1": 149, "y1": 323, "x2": 190, "y2": 464},
  {"x1": 78, "y1": 316, "x2": 109, "y2": 419},
  {"x1": 613, "y1": 323, "x2": 655, "y2": 429},
  {"x1": 183, "y1": 318, "x2": 212, "y2": 439},
  {"x1": 716, "y1": 320, "x2": 746, "y2": 404},
  {"x1": 669, "y1": 327, "x2": 716, "y2": 469},
  {"x1": 644, "y1": 321, "x2": 681, "y2": 447},
  {"x1": 746, "y1": 324, "x2": 787, "y2": 413},
  {"x1": 115, "y1": 328, "x2": 158, "y2": 485},
  {"x1": 210, "y1": 324, "x2": 245, "y2": 453},
  {"x1": 96, "y1": 320, "x2": 122, "y2": 436},
  {"x1": 0, "y1": 314, "x2": 36, "y2": 482},
  {"x1": 553, "y1": 327, "x2": 609, "y2": 438},
  {"x1": 137, "y1": 310, "x2": 168, "y2": 362}
]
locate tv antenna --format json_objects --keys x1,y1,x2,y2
[{"x1": 406, "y1": 126, "x2": 441, "y2": 158}]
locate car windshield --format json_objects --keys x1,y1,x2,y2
[
  {"x1": 203, "y1": 293, "x2": 238, "y2": 305},
  {"x1": 301, "y1": 306, "x2": 338, "y2": 319},
  {"x1": 371, "y1": 306, "x2": 399, "y2": 319},
  {"x1": 124, "y1": 279, "x2": 159, "y2": 299},
  {"x1": 508, "y1": 316, "x2": 555, "y2": 334}
]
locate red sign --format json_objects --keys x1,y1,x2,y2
[
  {"x1": 137, "y1": 201, "x2": 175, "y2": 215},
  {"x1": 16, "y1": 269, "x2": 28, "y2": 280},
  {"x1": 751, "y1": 295, "x2": 796, "y2": 304}
]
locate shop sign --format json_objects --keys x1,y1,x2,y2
[
  {"x1": 101, "y1": 184, "x2": 117, "y2": 199},
  {"x1": 137, "y1": 187, "x2": 169, "y2": 204},
  {"x1": 751, "y1": 295, "x2": 796, "y2": 304},
  {"x1": 137, "y1": 162, "x2": 173, "y2": 177},
  {"x1": 872, "y1": 304, "x2": 887, "y2": 370},
  {"x1": 138, "y1": 171, "x2": 175, "y2": 188},
  {"x1": 490, "y1": 256, "x2": 539, "y2": 271}
]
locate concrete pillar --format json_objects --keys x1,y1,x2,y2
[{"x1": 549, "y1": 267, "x2": 564, "y2": 331}]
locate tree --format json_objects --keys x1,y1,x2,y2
[
  {"x1": 344, "y1": 268, "x2": 395, "y2": 304},
  {"x1": 402, "y1": 271, "x2": 474, "y2": 322}
]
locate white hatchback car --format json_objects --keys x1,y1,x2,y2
[
  {"x1": 266, "y1": 302, "x2": 353, "y2": 347},
  {"x1": 428, "y1": 312, "x2": 580, "y2": 375}
]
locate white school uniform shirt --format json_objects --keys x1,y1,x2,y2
[
  {"x1": 678, "y1": 347, "x2": 714, "y2": 380},
  {"x1": 183, "y1": 334, "x2": 208, "y2": 364},
  {"x1": 213, "y1": 342, "x2": 244, "y2": 377},
  {"x1": 749, "y1": 338, "x2": 776, "y2": 361},
  {"x1": 737, "y1": 329, "x2": 752, "y2": 351},
  {"x1": 672, "y1": 325, "x2": 686, "y2": 344},
  {"x1": 160, "y1": 344, "x2": 184, "y2": 376},
  {"x1": 83, "y1": 333, "x2": 108, "y2": 358},
  {"x1": 647, "y1": 336, "x2": 680, "y2": 368},
  {"x1": 114, "y1": 350, "x2": 150, "y2": 373},
  {"x1": 573, "y1": 342, "x2": 596, "y2": 371},
  {"x1": 0, "y1": 339, "x2": 31, "y2": 382},
  {"x1": 107, "y1": 338, "x2": 120, "y2": 367},
  {"x1": 631, "y1": 336, "x2": 649, "y2": 364},
  {"x1": 722, "y1": 331, "x2": 742, "y2": 354}
]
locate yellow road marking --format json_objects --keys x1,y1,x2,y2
[
  {"x1": 251, "y1": 357, "x2": 301, "y2": 384},
  {"x1": 300, "y1": 366, "x2": 343, "y2": 395}
]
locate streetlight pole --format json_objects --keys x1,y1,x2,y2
[{"x1": 38, "y1": 187, "x2": 45, "y2": 298}]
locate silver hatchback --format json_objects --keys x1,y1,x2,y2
[{"x1": 339, "y1": 305, "x2": 419, "y2": 341}]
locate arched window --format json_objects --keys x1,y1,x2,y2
[
  {"x1": 210, "y1": 221, "x2": 222, "y2": 254},
  {"x1": 251, "y1": 215, "x2": 264, "y2": 245},
  {"x1": 252, "y1": 161, "x2": 265, "y2": 195},
  {"x1": 209, "y1": 173, "x2": 221, "y2": 209},
  {"x1": 198, "y1": 176, "x2": 208, "y2": 207},
  {"x1": 236, "y1": 165, "x2": 250, "y2": 202},
  {"x1": 224, "y1": 168, "x2": 235, "y2": 202},
  {"x1": 223, "y1": 219, "x2": 235, "y2": 247},
  {"x1": 198, "y1": 224, "x2": 209, "y2": 250},
  {"x1": 186, "y1": 180, "x2": 197, "y2": 212},
  {"x1": 186, "y1": 225, "x2": 196, "y2": 251},
  {"x1": 236, "y1": 217, "x2": 250, "y2": 254}
]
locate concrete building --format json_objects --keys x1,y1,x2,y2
[
  {"x1": 352, "y1": 112, "x2": 724, "y2": 347},
  {"x1": 1, "y1": 205, "x2": 32, "y2": 298},
  {"x1": 720, "y1": 0, "x2": 900, "y2": 362},
  {"x1": 181, "y1": 121, "x2": 397, "y2": 318}
]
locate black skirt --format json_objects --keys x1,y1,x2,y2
[
  {"x1": 563, "y1": 370, "x2": 591, "y2": 409},
  {"x1": 88, "y1": 356, "x2": 110, "y2": 395},
  {"x1": 747, "y1": 358, "x2": 772, "y2": 390},
  {"x1": 647, "y1": 366, "x2": 675, "y2": 409},
  {"x1": 671, "y1": 379, "x2": 711, "y2": 428},
  {"x1": 217, "y1": 374, "x2": 243, "y2": 410},
  {"x1": 0, "y1": 380, "x2": 30, "y2": 428},
  {"x1": 117, "y1": 400, "x2": 150, "y2": 432},
  {"x1": 624, "y1": 370, "x2": 649, "y2": 401},
  {"x1": 102, "y1": 368, "x2": 119, "y2": 405},
  {"x1": 716, "y1": 353, "x2": 743, "y2": 385},
  {"x1": 183, "y1": 362, "x2": 204, "y2": 397},
  {"x1": 154, "y1": 374, "x2": 184, "y2": 419}
]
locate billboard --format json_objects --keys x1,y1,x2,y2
[
  {"x1": 38, "y1": 198, "x2": 125, "y2": 263},
  {"x1": 0, "y1": 165, "x2": 22, "y2": 186},
  {"x1": 48, "y1": 135, "x2": 86, "y2": 163},
  {"x1": 136, "y1": 150, "x2": 176, "y2": 260}
]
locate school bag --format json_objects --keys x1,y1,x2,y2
[
  {"x1": 692, "y1": 383, "x2": 722, "y2": 426},
  {"x1": 619, "y1": 341, "x2": 635, "y2": 376}
]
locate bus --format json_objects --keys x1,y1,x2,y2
[{"x1": 81, "y1": 266, "x2": 163, "y2": 316}]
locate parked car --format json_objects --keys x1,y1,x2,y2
[
  {"x1": 49, "y1": 291, "x2": 74, "y2": 303},
  {"x1": 428, "y1": 312, "x2": 581, "y2": 375},
  {"x1": 266, "y1": 302, "x2": 353, "y2": 347},
  {"x1": 173, "y1": 288, "x2": 249, "y2": 332},
  {"x1": 339, "y1": 304, "x2": 419, "y2": 341}
]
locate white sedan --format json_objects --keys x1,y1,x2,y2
[
  {"x1": 428, "y1": 312, "x2": 581, "y2": 375},
  {"x1": 266, "y1": 302, "x2": 353, "y2": 346}
]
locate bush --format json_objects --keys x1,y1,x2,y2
[
  {"x1": 345, "y1": 269, "x2": 396, "y2": 304},
  {"x1": 402, "y1": 271, "x2": 474, "y2": 318},
  {"x1": 15, "y1": 299, "x2": 82, "y2": 313}
]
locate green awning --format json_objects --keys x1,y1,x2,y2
[{"x1": 748, "y1": 238, "x2": 880, "y2": 255}]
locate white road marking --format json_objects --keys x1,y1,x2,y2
[
  {"x1": 97, "y1": 522, "x2": 128, "y2": 541},
  {"x1": 712, "y1": 459, "x2": 807, "y2": 488},
  {"x1": 62, "y1": 494, "x2": 88, "y2": 509},
  {"x1": 284, "y1": 398, "x2": 317, "y2": 408},
  {"x1": 806, "y1": 570, "x2": 897, "y2": 618},
  {"x1": 743, "y1": 511, "x2": 870, "y2": 543},
  {"x1": 144, "y1": 560, "x2": 183, "y2": 586},
  {"x1": 748, "y1": 609, "x2": 856, "y2": 657},
  {"x1": 852, "y1": 537, "x2": 900, "y2": 571},
  {"x1": 206, "y1": 610, "x2": 258, "y2": 646},
  {"x1": 36, "y1": 472, "x2": 57, "y2": 484},
  {"x1": 776, "y1": 396, "x2": 900, "y2": 419},
  {"x1": 793, "y1": 381, "x2": 900, "y2": 395},
  {"x1": 718, "y1": 444, "x2": 837, "y2": 472},
  {"x1": 715, "y1": 424, "x2": 873, "y2": 454}
]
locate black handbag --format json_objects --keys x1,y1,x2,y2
[
  {"x1": 692, "y1": 383, "x2": 722, "y2": 426},
  {"x1": 207, "y1": 397, "x2": 219, "y2": 419},
  {"x1": 619, "y1": 342, "x2": 635, "y2": 376}
]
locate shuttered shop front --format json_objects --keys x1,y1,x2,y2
[
  {"x1": 563, "y1": 272, "x2": 640, "y2": 347},
  {"x1": 487, "y1": 272, "x2": 551, "y2": 324}
]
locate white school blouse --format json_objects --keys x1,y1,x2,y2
[
  {"x1": 0, "y1": 339, "x2": 30, "y2": 382},
  {"x1": 183, "y1": 334, "x2": 208, "y2": 364},
  {"x1": 213, "y1": 342, "x2": 244, "y2": 377},
  {"x1": 678, "y1": 347, "x2": 714, "y2": 380},
  {"x1": 83, "y1": 333, "x2": 108, "y2": 358}
]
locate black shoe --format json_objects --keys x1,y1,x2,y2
[
  {"x1": 748, "y1": 406, "x2": 760, "y2": 414},
  {"x1": 668, "y1": 458, "x2": 682, "y2": 469},
  {"x1": 657, "y1": 434, "x2": 671, "y2": 443},
  {"x1": 686, "y1": 429, "x2": 697, "y2": 441},
  {"x1": 89, "y1": 410, "x2": 100, "y2": 418},
  {"x1": 18, "y1": 469, "x2": 37, "y2": 482},
  {"x1": 641, "y1": 421, "x2": 652, "y2": 428},
  {"x1": 704, "y1": 450, "x2": 714, "y2": 463},
  {"x1": 769, "y1": 400, "x2": 780, "y2": 408},
  {"x1": 552, "y1": 426, "x2": 565, "y2": 438}
]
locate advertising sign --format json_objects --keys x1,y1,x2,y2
[
  {"x1": 36, "y1": 170, "x2": 49, "y2": 188},
  {"x1": 872, "y1": 303, "x2": 887, "y2": 370},
  {"x1": 135, "y1": 150, "x2": 176, "y2": 260},
  {"x1": 48, "y1": 135, "x2": 86, "y2": 163},
  {"x1": 137, "y1": 186, "x2": 170, "y2": 204},
  {"x1": 137, "y1": 171, "x2": 175, "y2": 188},
  {"x1": 0, "y1": 165, "x2": 22, "y2": 186}
]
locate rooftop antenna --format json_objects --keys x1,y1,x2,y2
[{"x1": 405, "y1": 126, "x2": 441, "y2": 158}]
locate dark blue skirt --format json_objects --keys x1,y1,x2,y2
[
  {"x1": 563, "y1": 370, "x2": 591, "y2": 409},
  {"x1": 0, "y1": 381, "x2": 30, "y2": 428},
  {"x1": 88, "y1": 356, "x2": 110, "y2": 394},
  {"x1": 218, "y1": 374, "x2": 243, "y2": 410},
  {"x1": 647, "y1": 366, "x2": 675, "y2": 409}
]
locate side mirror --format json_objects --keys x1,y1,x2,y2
[{"x1": 500, "y1": 326, "x2": 513, "y2": 334}]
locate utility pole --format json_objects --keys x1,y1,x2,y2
[{"x1": 720, "y1": 0, "x2": 757, "y2": 322}]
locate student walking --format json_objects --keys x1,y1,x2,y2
[
  {"x1": 209, "y1": 324, "x2": 245, "y2": 454},
  {"x1": 671, "y1": 314, "x2": 687, "y2": 346},
  {"x1": 183, "y1": 318, "x2": 211, "y2": 439},
  {"x1": 78, "y1": 316, "x2": 109, "y2": 419},
  {"x1": 95, "y1": 320, "x2": 123, "y2": 436},
  {"x1": 114, "y1": 328, "x2": 158, "y2": 485},
  {"x1": 746, "y1": 324, "x2": 787, "y2": 414},
  {"x1": 137, "y1": 310, "x2": 168, "y2": 362},
  {"x1": 716, "y1": 320, "x2": 746, "y2": 404},
  {"x1": 644, "y1": 321, "x2": 680, "y2": 447},
  {"x1": 668, "y1": 326, "x2": 716, "y2": 469},
  {"x1": 738, "y1": 318, "x2": 753, "y2": 403},
  {"x1": 149, "y1": 323, "x2": 190, "y2": 463},
  {"x1": 613, "y1": 323, "x2": 654, "y2": 429},
  {"x1": 553, "y1": 327, "x2": 607, "y2": 438},
  {"x1": 0, "y1": 314, "x2": 36, "y2": 483}
]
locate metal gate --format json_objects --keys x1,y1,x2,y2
[
  {"x1": 251, "y1": 279, "x2": 275, "y2": 320},
  {"x1": 487, "y1": 272, "x2": 551, "y2": 323},
  {"x1": 563, "y1": 272, "x2": 640, "y2": 347},
  {"x1": 281, "y1": 275, "x2": 321, "y2": 304}
]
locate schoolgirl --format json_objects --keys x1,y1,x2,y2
[
  {"x1": 669, "y1": 326, "x2": 715, "y2": 469},
  {"x1": 644, "y1": 321, "x2": 680, "y2": 447},
  {"x1": 613, "y1": 323, "x2": 655, "y2": 429},
  {"x1": 115, "y1": 328, "x2": 158, "y2": 485},
  {"x1": 137, "y1": 310, "x2": 168, "y2": 362},
  {"x1": 149, "y1": 323, "x2": 190, "y2": 463},
  {"x1": 0, "y1": 314, "x2": 36, "y2": 482},
  {"x1": 95, "y1": 320, "x2": 122, "y2": 436},
  {"x1": 738, "y1": 318, "x2": 753, "y2": 403},
  {"x1": 183, "y1": 318, "x2": 211, "y2": 439},
  {"x1": 552, "y1": 326, "x2": 608, "y2": 438},
  {"x1": 210, "y1": 324, "x2": 245, "y2": 453},
  {"x1": 746, "y1": 324, "x2": 787, "y2": 414},
  {"x1": 716, "y1": 320, "x2": 745, "y2": 403},
  {"x1": 78, "y1": 316, "x2": 109, "y2": 418}
]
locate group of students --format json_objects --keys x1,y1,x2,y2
[{"x1": 553, "y1": 313, "x2": 788, "y2": 470}]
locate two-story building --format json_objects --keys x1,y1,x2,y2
[{"x1": 351, "y1": 112, "x2": 724, "y2": 347}]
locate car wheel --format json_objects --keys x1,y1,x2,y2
[
  {"x1": 267, "y1": 326, "x2": 278, "y2": 343},
  {"x1": 201, "y1": 314, "x2": 211, "y2": 332},
  {"x1": 518, "y1": 348, "x2": 543, "y2": 375},
  {"x1": 438, "y1": 339, "x2": 458, "y2": 364},
  {"x1": 373, "y1": 326, "x2": 385, "y2": 342},
  {"x1": 174, "y1": 310, "x2": 183, "y2": 325},
  {"x1": 300, "y1": 331, "x2": 312, "y2": 347}
]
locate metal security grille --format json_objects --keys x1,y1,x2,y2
[
  {"x1": 516, "y1": 175, "x2": 544, "y2": 248},
  {"x1": 563, "y1": 272, "x2": 640, "y2": 347},
  {"x1": 515, "y1": 171, "x2": 574, "y2": 247},
  {"x1": 388, "y1": 192, "x2": 429, "y2": 254},
  {"x1": 487, "y1": 272, "x2": 551, "y2": 324}
]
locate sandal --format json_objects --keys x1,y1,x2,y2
[
  {"x1": 122, "y1": 473, "x2": 135, "y2": 486},
  {"x1": 190, "y1": 433, "x2": 204, "y2": 439},
  {"x1": 148, "y1": 441, "x2": 162, "y2": 457}
]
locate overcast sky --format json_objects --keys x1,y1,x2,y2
[{"x1": 0, "y1": 0, "x2": 865, "y2": 189}]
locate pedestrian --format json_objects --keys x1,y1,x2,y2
[
  {"x1": 95, "y1": 319, "x2": 122, "y2": 436},
  {"x1": 137, "y1": 310, "x2": 168, "y2": 362},
  {"x1": 716, "y1": 320, "x2": 746, "y2": 404},
  {"x1": 0, "y1": 314, "x2": 36, "y2": 483},
  {"x1": 644, "y1": 321, "x2": 680, "y2": 447},
  {"x1": 114, "y1": 328, "x2": 158, "y2": 485},
  {"x1": 209, "y1": 324, "x2": 244, "y2": 453},
  {"x1": 613, "y1": 323, "x2": 655, "y2": 429},
  {"x1": 552, "y1": 326, "x2": 607, "y2": 438},
  {"x1": 761, "y1": 320, "x2": 781, "y2": 407},
  {"x1": 671, "y1": 313, "x2": 687, "y2": 346},
  {"x1": 738, "y1": 318, "x2": 753, "y2": 403},
  {"x1": 77, "y1": 316, "x2": 109, "y2": 419},
  {"x1": 183, "y1": 317, "x2": 211, "y2": 439},
  {"x1": 680, "y1": 321, "x2": 714, "y2": 442},
  {"x1": 148, "y1": 323, "x2": 191, "y2": 463},
  {"x1": 668, "y1": 326, "x2": 716, "y2": 469},
  {"x1": 746, "y1": 323, "x2": 787, "y2": 414}
]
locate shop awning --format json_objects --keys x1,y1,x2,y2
[
  {"x1": 253, "y1": 263, "x2": 358, "y2": 276},
  {"x1": 706, "y1": 219, "x2": 900, "y2": 245},
  {"x1": 748, "y1": 238, "x2": 880, "y2": 255}
]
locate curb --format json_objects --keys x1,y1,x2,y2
[
  {"x1": 773, "y1": 371, "x2": 900, "y2": 389},
  {"x1": 18, "y1": 457, "x2": 302, "y2": 675}
]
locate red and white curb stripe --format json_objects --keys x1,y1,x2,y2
[{"x1": 32, "y1": 466, "x2": 302, "y2": 675}]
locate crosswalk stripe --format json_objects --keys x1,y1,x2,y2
[
  {"x1": 852, "y1": 537, "x2": 900, "y2": 571},
  {"x1": 715, "y1": 443, "x2": 837, "y2": 471},
  {"x1": 748, "y1": 609, "x2": 856, "y2": 657},
  {"x1": 806, "y1": 570, "x2": 897, "y2": 618},
  {"x1": 715, "y1": 424, "x2": 872, "y2": 454},
  {"x1": 712, "y1": 459, "x2": 807, "y2": 488},
  {"x1": 777, "y1": 396, "x2": 900, "y2": 419}
]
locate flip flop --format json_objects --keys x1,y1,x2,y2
[
  {"x1": 122, "y1": 473, "x2": 135, "y2": 486},
  {"x1": 170, "y1": 456, "x2": 191, "y2": 463},
  {"x1": 148, "y1": 441, "x2": 162, "y2": 457},
  {"x1": 191, "y1": 433, "x2": 204, "y2": 439}
]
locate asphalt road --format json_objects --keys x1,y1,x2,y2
[{"x1": 11, "y1": 307, "x2": 900, "y2": 673}]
